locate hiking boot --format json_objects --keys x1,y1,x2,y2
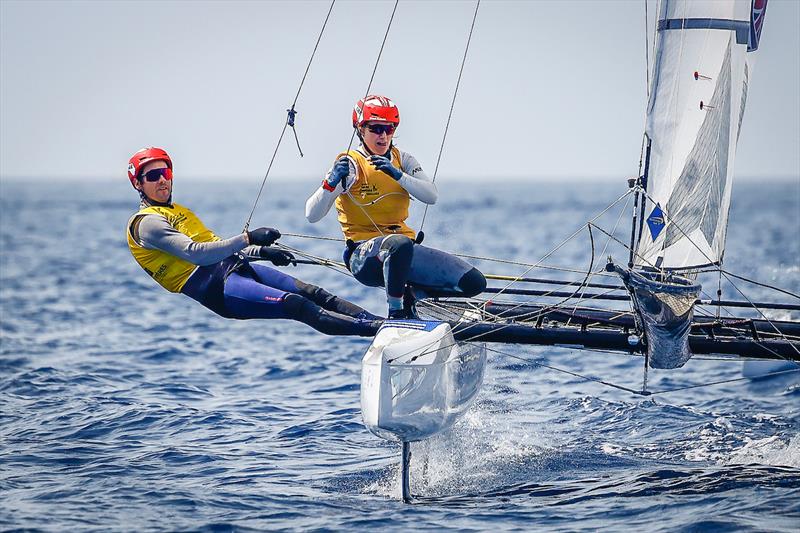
[
  {"x1": 403, "y1": 286, "x2": 419, "y2": 319},
  {"x1": 356, "y1": 310, "x2": 383, "y2": 321},
  {"x1": 388, "y1": 308, "x2": 414, "y2": 320}
]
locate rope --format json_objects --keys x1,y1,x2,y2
[
  {"x1": 391, "y1": 220, "x2": 623, "y2": 363},
  {"x1": 565, "y1": 193, "x2": 631, "y2": 327},
  {"x1": 484, "y1": 190, "x2": 633, "y2": 300},
  {"x1": 431, "y1": 190, "x2": 638, "y2": 348},
  {"x1": 446, "y1": 224, "x2": 599, "y2": 348},
  {"x1": 243, "y1": 0, "x2": 336, "y2": 232},
  {"x1": 644, "y1": 0, "x2": 650, "y2": 100},
  {"x1": 488, "y1": 342, "x2": 798, "y2": 397},
  {"x1": 720, "y1": 270, "x2": 800, "y2": 301},
  {"x1": 419, "y1": 0, "x2": 481, "y2": 233},
  {"x1": 591, "y1": 226, "x2": 795, "y2": 361},
  {"x1": 279, "y1": 234, "x2": 624, "y2": 277},
  {"x1": 481, "y1": 343, "x2": 647, "y2": 396},
  {"x1": 719, "y1": 271, "x2": 800, "y2": 359},
  {"x1": 649, "y1": 367, "x2": 800, "y2": 395}
]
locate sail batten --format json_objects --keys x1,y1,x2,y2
[{"x1": 635, "y1": 0, "x2": 767, "y2": 271}]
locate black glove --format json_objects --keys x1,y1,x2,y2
[
  {"x1": 247, "y1": 227, "x2": 281, "y2": 246},
  {"x1": 260, "y1": 246, "x2": 296, "y2": 266}
]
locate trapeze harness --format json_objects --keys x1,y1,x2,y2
[
  {"x1": 333, "y1": 147, "x2": 485, "y2": 300},
  {"x1": 127, "y1": 203, "x2": 378, "y2": 336}
]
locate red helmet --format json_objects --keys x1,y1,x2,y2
[
  {"x1": 352, "y1": 95, "x2": 400, "y2": 128},
  {"x1": 127, "y1": 147, "x2": 172, "y2": 188}
]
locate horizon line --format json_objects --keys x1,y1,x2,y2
[{"x1": 2, "y1": 174, "x2": 799, "y2": 183}]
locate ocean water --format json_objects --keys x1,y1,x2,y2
[{"x1": 1, "y1": 178, "x2": 799, "y2": 531}]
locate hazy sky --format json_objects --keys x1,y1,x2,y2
[{"x1": 1, "y1": 0, "x2": 798, "y2": 183}]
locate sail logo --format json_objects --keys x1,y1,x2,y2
[
  {"x1": 749, "y1": 0, "x2": 768, "y2": 52},
  {"x1": 647, "y1": 204, "x2": 666, "y2": 241}
]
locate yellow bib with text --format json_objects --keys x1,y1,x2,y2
[
  {"x1": 334, "y1": 147, "x2": 415, "y2": 241},
  {"x1": 126, "y1": 203, "x2": 220, "y2": 292}
]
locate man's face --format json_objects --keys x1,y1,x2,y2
[{"x1": 136, "y1": 160, "x2": 172, "y2": 204}]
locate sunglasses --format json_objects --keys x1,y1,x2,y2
[
  {"x1": 365, "y1": 123, "x2": 396, "y2": 135},
  {"x1": 141, "y1": 167, "x2": 173, "y2": 182}
]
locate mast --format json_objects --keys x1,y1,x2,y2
[{"x1": 628, "y1": 137, "x2": 652, "y2": 269}]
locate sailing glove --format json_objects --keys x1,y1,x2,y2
[
  {"x1": 259, "y1": 246, "x2": 297, "y2": 266},
  {"x1": 247, "y1": 227, "x2": 281, "y2": 246},
  {"x1": 325, "y1": 158, "x2": 351, "y2": 190},
  {"x1": 369, "y1": 155, "x2": 402, "y2": 181}
]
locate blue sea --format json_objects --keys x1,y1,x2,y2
[{"x1": 1, "y1": 178, "x2": 799, "y2": 531}]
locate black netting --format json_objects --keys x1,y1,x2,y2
[{"x1": 625, "y1": 270, "x2": 701, "y2": 369}]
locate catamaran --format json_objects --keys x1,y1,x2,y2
[
  {"x1": 245, "y1": 0, "x2": 797, "y2": 502},
  {"x1": 349, "y1": 0, "x2": 799, "y2": 502}
]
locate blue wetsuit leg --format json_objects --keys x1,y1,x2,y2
[
  {"x1": 247, "y1": 262, "x2": 302, "y2": 293},
  {"x1": 247, "y1": 262, "x2": 380, "y2": 320},
  {"x1": 223, "y1": 269, "x2": 291, "y2": 320},
  {"x1": 348, "y1": 235, "x2": 414, "y2": 298},
  {"x1": 347, "y1": 238, "x2": 486, "y2": 299},
  {"x1": 221, "y1": 263, "x2": 379, "y2": 336},
  {"x1": 407, "y1": 245, "x2": 486, "y2": 298}
]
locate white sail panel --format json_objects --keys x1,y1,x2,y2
[{"x1": 635, "y1": 0, "x2": 761, "y2": 270}]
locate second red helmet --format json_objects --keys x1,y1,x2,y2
[
  {"x1": 352, "y1": 95, "x2": 400, "y2": 128},
  {"x1": 127, "y1": 147, "x2": 173, "y2": 188}
]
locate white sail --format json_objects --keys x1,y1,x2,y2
[{"x1": 635, "y1": 0, "x2": 767, "y2": 270}]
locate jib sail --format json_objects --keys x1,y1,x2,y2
[{"x1": 635, "y1": 0, "x2": 768, "y2": 270}]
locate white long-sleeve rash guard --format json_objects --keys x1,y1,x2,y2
[{"x1": 305, "y1": 146, "x2": 438, "y2": 223}]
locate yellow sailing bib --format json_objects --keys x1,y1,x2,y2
[
  {"x1": 334, "y1": 147, "x2": 415, "y2": 241},
  {"x1": 126, "y1": 203, "x2": 220, "y2": 292}
]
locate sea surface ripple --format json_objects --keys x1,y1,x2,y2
[{"x1": 1, "y1": 179, "x2": 799, "y2": 531}]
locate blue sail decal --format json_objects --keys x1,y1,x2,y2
[{"x1": 647, "y1": 204, "x2": 665, "y2": 241}]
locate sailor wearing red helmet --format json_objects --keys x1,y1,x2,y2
[
  {"x1": 306, "y1": 95, "x2": 486, "y2": 319},
  {"x1": 126, "y1": 147, "x2": 381, "y2": 335}
]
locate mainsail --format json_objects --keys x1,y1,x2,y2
[{"x1": 635, "y1": 0, "x2": 768, "y2": 270}]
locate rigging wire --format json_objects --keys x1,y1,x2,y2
[
  {"x1": 719, "y1": 272, "x2": 800, "y2": 358},
  {"x1": 243, "y1": 0, "x2": 337, "y2": 232},
  {"x1": 281, "y1": 203, "x2": 796, "y2": 365},
  {"x1": 720, "y1": 270, "x2": 800, "y2": 301},
  {"x1": 392, "y1": 211, "x2": 637, "y2": 363},
  {"x1": 477, "y1": 343, "x2": 647, "y2": 396},
  {"x1": 588, "y1": 220, "x2": 796, "y2": 361},
  {"x1": 648, "y1": 367, "x2": 800, "y2": 395},
  {"x1": 280, "y1": 231, "x2": 623, "y2": 279},
  {"x1": 486, "y1": 190, "x2": 635, "y2": 299},
  {"x1": 410, "y1": 191, "x2": 640, "y2": 351},
  {"x1": 481, "y1": 342, "x2": 798, "y2": 397},
  {"x1": 273, "y1": 242, "x2": 353, "y2": 278},
  {"x1": 418, "y1": 0, "x2": 481, "y2": 233},
  {"x1": 644, "y1": 0, "x2": 650, "y2": 100},
  {"x1": 338, "y1": 0, "x2": 401, "y2": 239},
  {"x1": 393, "y1": 214, "x2": 797, "y2": 368},
  {"x1": 566, "y1": 192, "x2": 632, "y2": 326}
]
